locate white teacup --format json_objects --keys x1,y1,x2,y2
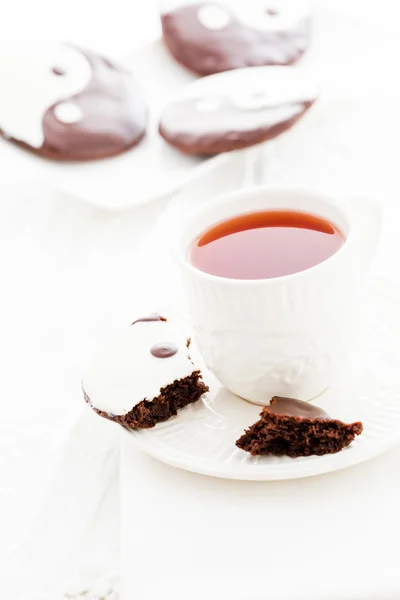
[{"x1": 174, "y1": 185, "x2": 381, "y2": 405}]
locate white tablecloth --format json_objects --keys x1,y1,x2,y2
[
  {"x1": 0, "y1": 182, "x2": 168, "y2": 598},
  {"x1": 121, "y1": 440, "x2": 400, "y2": 600}
]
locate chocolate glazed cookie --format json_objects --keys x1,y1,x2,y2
[
  {"x1": 83, "y1": 315, "x2": 208, "y2": 429},
  {"x1": 0, "y1": 43, "x2": 147, "y2": 160},
  {"x1": 161, "y1": 1, "x2": 312, "y2": 76},
  {"x1": 159, "y1": 66, "x2": 318, "y2": 155}
]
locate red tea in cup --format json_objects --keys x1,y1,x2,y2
[{"x1": 189, "y1": 209, "x2": 345, "y2": 280}]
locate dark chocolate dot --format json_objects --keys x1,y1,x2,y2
[
  {"x1": 150, "y1": 342, "x2": 178, "y2": 358},
  {"x1": 132, "y1": 313, "x2": 167, "y2": 325},
  {"x1": 52, "y1": 66, "x2": 66, "y2": 76},
  {"x1": 266, "y1": 7, "x2": 279, "y2": 16},
  {"x1": 265, "y1": 397, "x2": 330, "y2": 420}
]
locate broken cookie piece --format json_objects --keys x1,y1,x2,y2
[
  {"x1": 236, "y1": 396, "x2": 362, "y2": 457},
  {"x1": 83, "y1": 314, "x2": 208, "y2": 429}
]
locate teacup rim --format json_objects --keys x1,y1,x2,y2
[{"x1": 173, "y1": 183, "x2": 355, "y2": 286}]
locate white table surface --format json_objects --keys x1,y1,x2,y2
[
  {"x1": 121, "y1": 441, "x2": 400, "y2": 600},
  {"x1": 1, "y1": 1, "x2": 400, "y2": 599},
  {"x1": 0, "y1": 181, "x2": 168, "y2": 597}
]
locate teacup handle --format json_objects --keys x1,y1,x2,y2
[{"x1": 349, "y1": 196, "x2": 382, "y2": 274}]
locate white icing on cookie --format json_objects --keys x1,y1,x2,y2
[
  {"x1": 232, "y1": 87, "x2": 313, "y2": 111},
  {"x1": 190, "y1": 66, "x2": 318, "y2": 112},
  {"x1": 54, "y1": 102, "x2": 84, "y2": 124},
  {"x1": 83, "y1": 320, "x2": 196, "y2": 416},
  {"x1": 196, "y1": 97, "x2": 224, "y2": 111},
  {"x1": 197, "y1": 4, "x2": 231, "y2": 30},
  {"x1": 0, "y1": 43, "x2": 91, "y2": 148},
  {"x1": 234, "y1": 0, "x2": 310, "y2": 33},
  {"x1": 233, "y1": 92, "x2": 273, "y2": 110},
  {"x1": 161, "y1": 66, "x2": 318, "y2": 139}
]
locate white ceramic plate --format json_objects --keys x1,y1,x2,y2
[
  {"x1": 0, "y1": 40, "x2": 236, "y2": 211},
  {"x1": 123, "y1": 278, "x2": 400, "y2": 480},
  {"x1": 3, "y1": 6, "x2": 400, "y2": 209},
  {"x1": 0, "y1": 45, "x2": 318, "y2": 211}
]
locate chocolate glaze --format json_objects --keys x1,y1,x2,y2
[
  {"x1": 265, "y1": 396, "x2": 330, "y2": 420},
  {"x1": 161, "y1": 2, "x2": 312, "y2": 76},
  {"x1": 159, "y1": 95, "x2": 314, "y2": 155},
  {"x1": 40, "y1": 46, "x2": 148, "y2": 161},
  {"x1": 132, "y1": 313, "x2": 167, "y2": 325},
  {"x1": 150, "y1": 342, "x2": 178, "y2": 358},
  {"x1": 51, "y1": 66, "x2": 66, "y2": 76}
]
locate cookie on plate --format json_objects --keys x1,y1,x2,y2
[
  {"x1": 161, "y1": 0, "x2": 312, "y2": 76},
  {"x1": 83, "y1": 314, "x2": 208, "y2": 429},
  {"x1": 236, "y1": 396, "x2": 363, "y2": 457},
  {"x1": 159, "y1": 65, "x2": 318, "y2": 154},
  {"x1": 0, "y1": 43, "x2": 147, "y2": 160}
]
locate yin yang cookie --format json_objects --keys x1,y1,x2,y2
[
  {"x1": 161, "y1": 0, "x2": 312, "y2": 76},
  {"x1": 83, "y1": 313, "x2": 208, "y2": 429},
  {"x1": 0, "y1": 43, "x2": 147, "y2": 160},
  {"x1": 159, "y1": 66, "x2": 318, "y2": 155}
]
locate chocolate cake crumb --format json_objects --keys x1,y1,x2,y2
[
  {"x1": 236, "y1": 401, "x2": 363, "y2": 457},
  {"x1": 85, "y1": 371, "x2": 208, "y2": 429}
]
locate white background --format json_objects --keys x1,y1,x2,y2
[{"x1": 1, "y1": 1, "x2": 400, "y2": 599}]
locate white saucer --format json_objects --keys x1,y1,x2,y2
[{"x1": 123, "y1": 278, "x2": 400, "y2": 480}]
